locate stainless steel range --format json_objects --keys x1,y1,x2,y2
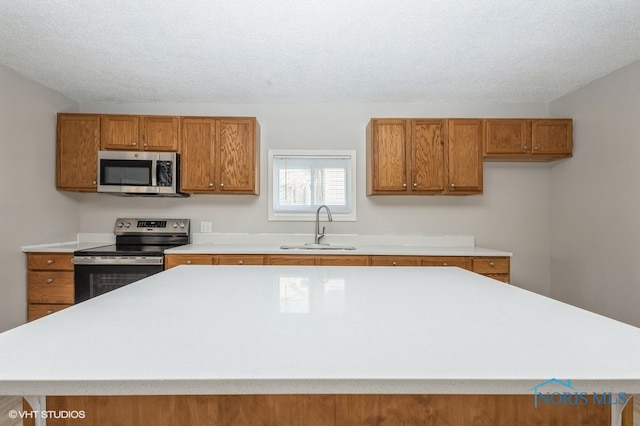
[{"x1": 73, "y1": 218, "x2": 190, "y2": 303}]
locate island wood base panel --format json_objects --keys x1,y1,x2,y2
[{"x1": 24, "y1": 394, "x2": 632, "y2": 425}]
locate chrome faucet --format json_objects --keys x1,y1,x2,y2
[{"x1": 314, "y1": 205, "x2": 333, "y2": 244}]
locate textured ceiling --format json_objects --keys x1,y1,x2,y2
[{"x1": 1, "y1": 0, "x2": 640, "y2": 104}]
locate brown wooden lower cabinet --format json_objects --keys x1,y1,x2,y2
[
  {"x1": 24, "y1": 394, "x2": 632, "y2": 426},
  {"x1": 27, "y1": 252, "x2": 75, "y2": 322},
  {"x1": 165, "y1": 253, "x2": 511, "y2": 281}
]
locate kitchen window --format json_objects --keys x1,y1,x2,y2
[{"x1": 268, "y1": 150, "x2": 356, "y2": 221}]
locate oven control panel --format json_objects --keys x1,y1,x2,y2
[{"x1": 114, "y1": 218, "x2": 190, "y2": 235}]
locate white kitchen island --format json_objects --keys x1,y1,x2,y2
[{"x1": 1, "y1": 265, "x2": 639, "y2": 425}]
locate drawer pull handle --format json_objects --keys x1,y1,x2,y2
[
  {"x1": 238, "y1": 260, "x2": 244, "y2": 265},
  {"x1": 392, "y1": 261, "x2": 398, "y2": 266},
  {"x1": 186, "y1": 260, "x2": 192, "y2": 264},
  {"x1": 489, "y1": 262, "x2": 495, "y2": 267},
  {"x1": 443, "y1": 262, "x2": 448, "y2": 266},
  {"x1": 46, "y1": 278, "x2": 54, "y2": 284},
  {"x1": 46, "y1": 259, "x2": 54, "y2": 265}
]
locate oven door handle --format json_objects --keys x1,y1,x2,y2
[{"x1": 73, "y1": 256, "x2": 164, "y2": 266}]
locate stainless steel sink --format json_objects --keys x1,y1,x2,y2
[{"x1": 280, "y1": 243, "x2": 357, "y2": 250}]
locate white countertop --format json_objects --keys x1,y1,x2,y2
[
  {"x1": 21, "y1": 233, "x2": 512, "y2": 257},
  {"x1": 0, "y1": 265, "x2": 638, "y2": 396},
  {"x1": 165, "y1": 243, "x2": 510, "y2": 256},
  {"x1": 168, "y1": 233, "x2": 511, "y2": 256}
]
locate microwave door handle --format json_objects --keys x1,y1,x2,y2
[{"x1": 151, "y1": 160, "x2": 158, "y2": 187}]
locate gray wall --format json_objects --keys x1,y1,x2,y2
[
  {"x1": 550, "y1": 59, "x2": 640, "y2": 327},
  {"x1": 0, "y1": 65, "x2": 79, "y2": 332}
]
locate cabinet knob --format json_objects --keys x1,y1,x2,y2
[
  {"x1": 238, "y1": 260, "x2": 244, "y2": 265},
  {"x1": 402, "y1": 183, "x2": 407, "y2": 188},
  {"x1": 450, "y1": 183, "x2": 456, "y2": 188},
  {"x1": 413, "y1": 183, "x2": 417, "y2": 188},
  {"x1": 523, "y1": 145, "x2": 529, "y2": 150},
  {"x1": 208, "y1": 182, "x2": 214, "y2": 187},
  {"x1": 132, "y1": 142, "x2": 137, "y2": 146},
  {"x1": 392, "y1": 261, "x2": 398, "y2": 266},
  {"x1": 220, "y1": 183, "x2": 225, "y2": 188},
  {"x1": 92, "y1": 180, "x2": 97, "y2": 185},
  {"x1": 46, "y1": 278, "x2": 54, "y2": 284},
  {"x1": 186, "y1": 260, "x2": 192, "y2": 264},
  {"x1": 46, "y1": 259, "x2": 54, "y2": 265},
  {"x1": 46, "y1": 310, "x2": 53, "y2": 315},
  {"x1": 533, "y1": 146, "x2": 539, "y2": 151},
  {"x1": 443, "y1": 263, "x2": 448, "y2": 266},
  {"x1": 489, "y1": 261, "x2": 495, "y2": 267}
]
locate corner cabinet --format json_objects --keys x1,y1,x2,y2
[
  {"x1": 100, "y1": 115, "x2": 179, "y2": 152},
  {"x1": 56, "y1": 113, "x2": 100, "y2": 191},
  {"x1": 366, "y1": 118, "x2": 483, "y2": 195},
  {"x1": 180, "y1": 117, "x2": 259, "y2": 194},
  {"x1": 483, "y1": 118, "x2": 572, "y2": 161}
]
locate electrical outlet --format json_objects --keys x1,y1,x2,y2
[{"x1": 200, "y1": 221, "x2": 212, "y2": 233}]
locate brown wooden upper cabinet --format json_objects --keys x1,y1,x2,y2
[
  {"x1": 101, "y1": 115, "x2": 179, "y2": 151},
  {"x1": 366, "y1": 118, "x2": 483, "y2": 195},
  {"x1": 56, "y1": 113, "x2": 101, "y2": 191},
  {"x1": 180, "y1": 117, "x2": 259, "y2": 194},
  {"x1": 483, "y1": 118, "x2": 572, "y2": 161}
]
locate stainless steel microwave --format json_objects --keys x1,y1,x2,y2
[{"x1": 97, "y1": 151, "x2": 187, "y2": 197}]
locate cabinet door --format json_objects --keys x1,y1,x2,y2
[
  {"x1": 56, "y1": 114, "x2": 100, "y2": 191},
  {"x1": 445, "y1": 119, "x2": 483, "y2": 194},
  {"x1": 531, "y1": 119, "x2": 573, "y2": 156},
  {"x1": 218, "y1": 119, "x2": 259, "y2": 194},
  {"x1": 180, "y1": 118, "x2": 217, "y2": 193},
  {"x1": 140, "y1": 116, "x2": 179, "y2": 151},
  {"x1": 411, "y1": 120, "x2": 445, "y2": 192},
  {"x1": 101, "y1": 115, "x2": 140, "y2": 150},
  {"x1": 367, "y1": 119, "x2": 408, "y2": 194},
  {"x1": 484, "y1": 119, "x2": 530, "y2": 156}
]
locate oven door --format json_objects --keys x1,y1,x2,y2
[{"x1": 73, "y1": 256, "x2": 164, "y2": 303}]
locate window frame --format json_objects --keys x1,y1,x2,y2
[{"x1": 268, "y1": 149, "x2": 357, "y2": 222}]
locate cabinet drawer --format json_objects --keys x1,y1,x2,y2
[
  {"x1": 28, "y1": 253, "x2": 74, "y2": 271},
  {"x1": 370, "y1": 256, "x2": 420, "y2": 266},
  {"x1": 421, "y1": 256, "x2": 469, "y2": 269},
  {"x1": 317, "y1": 256, "x2": 369, "y2": 266},
  {"x1": 164, "y1": 255, "x2": 213, "y2": 269},
  {"x1": 471, "y1": 257, "x2": 510, "y2": 274},
  {"x1": 216, "y1": 255, "x2": 265, "y2": 265},
  {"x1": 267, "y1": 255, "x2": 316, "y2": 265},
  {"x1": 28, "y1": 304, "x2": 73, "y2": 322},
  {"x1": 28, "y1": 271, "x2": 74, "y2": 303}
]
